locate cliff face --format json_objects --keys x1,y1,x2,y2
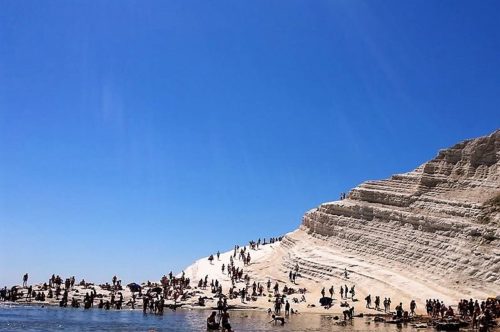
[
  {"x1": 301, "y1": 130, "x2": 500, "y2": 293},
  {"x1": 183, "y1": 130, "x2": 500, "y2": 312}
]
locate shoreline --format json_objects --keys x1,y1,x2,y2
[
  {"x1": 5, "y1": 300, "x2": 497, "y2": 331},
  {"x1": 3, "y1": 234, "x2": 500, "y2": 330}
]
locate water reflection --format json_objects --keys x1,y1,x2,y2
[{"x1": 0, "y1": 305, "x2": 430, "y2": 331}]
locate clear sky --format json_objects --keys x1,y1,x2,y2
[{"x1": 1, "y1": 0, "x2": 499, "y2": 286}]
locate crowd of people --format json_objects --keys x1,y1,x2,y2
[
  {"x1": 199, "y1": 236, "x2": 303, "y2": 328},
  {"x1": 0, "y1": 271, "x2": 195, "y2": 316},
  {"x1": 359, "y1": 295, "x2": 500, "y2": 331},
  {"x1": 2, "y1": 235, "x2": 499, "y2": 332},
  {"x1": 364, "y1": 294, "x2": 393, "y2": 313}
]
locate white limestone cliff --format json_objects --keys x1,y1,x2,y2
[{"x1": 184, "y1": 130, "x2": 500, "y2": 312}]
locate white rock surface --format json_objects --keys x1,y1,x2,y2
[{"x1": 184, "y1": 130, "x2": 500, "y2": 313}]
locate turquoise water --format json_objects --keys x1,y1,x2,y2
[{"x1": 0, "y1": 304, "x2": 428, "y2": 331}]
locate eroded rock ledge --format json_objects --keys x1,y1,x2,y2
[{"x1": 302, "y1": 130, "x2": 500, "y2": 293}]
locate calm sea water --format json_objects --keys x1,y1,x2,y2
[{"x1": 0, "y1": 304, "x2": 429, "y2": 331}]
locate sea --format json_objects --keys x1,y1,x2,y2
[{"x1": 0, "y1": 304, "x2": 430, "y2": 331}]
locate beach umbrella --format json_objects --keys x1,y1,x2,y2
[
  {"x1": 150, "y1": 287, "x2": 163, "y2": 293},
  {"x1": 127, "y1": 283, "x2": 141, "y2": 292}
]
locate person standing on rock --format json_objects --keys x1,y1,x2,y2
[
  {"x1": 321, "y1": 287, "x2": 325, "y2": 298},
  {"x1": 26, "y1": 285, "x2": 32, "y2": 301},
  {"x1": 241, "y1": 288, "x2": 246, "y2": 303},
  {"x1": 375, "y1": 296, "x2": 380, "y2": 310},
  {"x1": 340, "y1": 287, "x2": 344, "y2": 299},
  {"x1": 285, "y1": 300, "x2": 290, "y2": 316},
  {"x1": 23, "y1": 273, "x2": 28, "y2": 287},
  {"x1": 329, "y1": 286, "x2": 334, "y2": 297},
  {"x1": 396, "y1": 302, "x2": 403, "y2": 318},
  {"x1": 410, "y1": 300, "x2": 417, "y2": 316},
  {"x1": 426, "y1": 300, "x2": 433, "y2": 316},
  {"x1": 365, "y1": 294, "x2": 371, "y2": 308},
  {"x1": 274, "y1": 296, "x2": 282, "y2": 315}
]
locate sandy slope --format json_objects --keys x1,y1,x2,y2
[{"x1": 183, "y1": 231, "x2": 458, "y2": 315}]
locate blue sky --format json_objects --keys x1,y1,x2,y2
[{"x1": 0, "y1": 0, "x2": 499, "y2": 286}]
